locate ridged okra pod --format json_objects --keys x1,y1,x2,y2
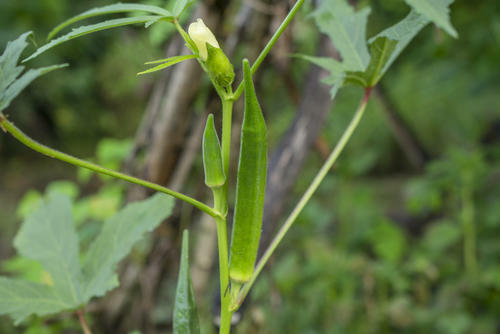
[{"x1": 229, "y1": 59, "x2": 268, "y2": 284}]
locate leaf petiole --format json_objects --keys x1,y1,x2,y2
[{"x1": 0, "y1": 117, "x2": 221, "y2": 218}]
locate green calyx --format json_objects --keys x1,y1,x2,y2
[{"x1": 205, "y1": 43, "x2": 235, "y2": 88}]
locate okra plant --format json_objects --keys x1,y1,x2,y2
[{"x1": 0, "y1": 0, "x2": 457, "y2": 333}]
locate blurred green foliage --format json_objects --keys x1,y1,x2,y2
[{"x1": 1, "y1": 0, "x2": 499, "y2": 333}]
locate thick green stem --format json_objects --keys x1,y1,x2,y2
[
  {"x1": 231, "y1": 88, "x2": 373, "y2": 310},
  {"x1": 0, "y1": 116, "x2": 220, "y2": 218},
  {"x1": 212, "y1": 187, "x2": 233, "y2": 334},
  {"x1": 231, "y1": 0, "x2": 305, "y2": 101},
  {"x1": 216, "y1": 95, "x2": 234, "y2": 333},
  {"x1": 461, "y1": 181, "x2": 477, "y2": 276}
]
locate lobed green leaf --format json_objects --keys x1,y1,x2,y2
[
  {"x1": 0, "y1": 278, "x2": 73, "y2": 325},
  {"x1": 369, "y1": 10, "x2": 430, "y2": 75},
  {"x1": 0, "y1": 192, "x2": 174, "y2": 324},
  {"x1": 405, "y1": 0, "x2": 457, "y2": 38},
  {"x1": 313, "y1": 0, "x2": 371, "y2": 72},
  {"x1": 14, "y1": 194, "x2": 83, "y2": 305},
  {"x1": 81, "y1": 193, "x2": 173, "y2": 301},
  {"x1": 304, "y1": 0, "x2": 455, "y2": 96},
  {"x1": 345, "y1": 37, "x2": 398, "y2": 87},
  {"x1": 47, "y1": 3, "x2": 173, "y2": 41},
  {"x1": 24, "y1": 16, "x2": 163, "y2": 62},
  {"x1": 0, "y1": 32, "x2": 66, "y2": 113}
]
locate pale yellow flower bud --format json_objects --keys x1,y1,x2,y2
[{"x1": 188, "y1": 18, "x2": 220, "y2": 61}]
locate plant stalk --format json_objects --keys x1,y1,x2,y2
[
  {"x1": 76, "y1": 309, "x2": 92, "y2": 334},
  {"x1": 215, "y1": 94, "x2": 234, "y2": 333},
  {"x1": 212, "y1": 186, "x2": 233, "y2": 334},
  {"x1": 231, "y1": 0, "x2": 305, "y2": 101},
  {"x1": 232, "y1": 88, "x2": 373, "y2": 310},
  {"x1": 0, "y1": 116, "x2": 220, "y2": 218}
]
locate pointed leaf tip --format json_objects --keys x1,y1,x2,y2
[{"x1": 173, "y1": 230, "x2": 200, "y2": 334}]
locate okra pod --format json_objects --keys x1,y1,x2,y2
[
  {"x1": 202, "y1": 114, "x2": 226, "y2": 189},
  {"x1": 229, "y1": 59, "x2": 268, "y2": 283}
]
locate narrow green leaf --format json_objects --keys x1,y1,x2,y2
[
  {"x1": 202, "y1": 114, "x2": 226, "y2": 188},
  {"x1": 0, "y1": 32, "x2": 66, "y2": 113},
  {"x1": 48, "y1": 3, "x2": 173, "y2": 40},
  {"x1": 229, "y1": 59, "x2": 268, "y2": 283},
  {"x1": 370, "y1": 10, "x2": 430, "y2": 75},
  {"x1": 405, "y1": 0, "x2": 457, "y2": 38},
  {"x1": 0, "y1": 31, "x2": 30, "y2": 92},
  {"x1": 0, "y1": 277, "x2": 73, "y2": 325},
  {"x1": 138, "y1": 54, "x2": 197, "y2": 75},
  {"x1": 14, "y1": 194, "x2": 83, "y2": 305},
  {"x1": 172, "y1": 0, "x2": 195, "y2": 18},
  {"x1": 1, "y1": 64, "x2": 68, "y2": 112},
  {"x1": 24, "y1": 16, "x2": 162, "y2": 62},
  {"x1": 313, "y1": 0, "x2": 370, "y2": 71},
  {"x1": 173, "y1": 230, "x2": 200, "y2": 334},
  {"x1": 81, "y1": 193, "x2": 173, "y2": 301},
  {"x1": 345, "y1": 37, "x2": 398, "y2": 87}
]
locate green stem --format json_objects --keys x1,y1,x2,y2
[
  {"x1": 231, "y1": 88, "x2": 373, "y2": 310},
  {"x1": 461, "y1": 179, "x2": 477, "y2": 276},
  {"x1": 76, "y1": 309, "x2": 92, "y2": 334},
  {"x1": 212, "y1": 187, "x2": 233, "y2": 334},
  {"x1": 221, "y1": 91, "x2": 233, "y2": 175},
  {"x1": 0, "y1": 116, "x2": 220, "y2": 218},
  {"x1": 231, "y1": 0, "x2": 305, "y2": 101},
  {"x1": 216, "y1": 94, "x2": 234, "y2": 333}
]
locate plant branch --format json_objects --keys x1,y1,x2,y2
[
  {"x1": 231, "y1": 88, "x2": 373, "y2": 310},
  {"x1": 0, "y1": 116, "x2": 220, "y2": 218},
  {"x1": 76, "y1": 309, "x2": 92, "y2": 334},
  {"x1": 231, "y1": 0, "x2": 305, "y2": 101}
]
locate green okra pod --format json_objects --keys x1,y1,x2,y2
[
  {"x1": 229, "y1": 59, "x2": 268, "y2": 284},
  {"x1": 202, "y1": 114, "x2": 226, "y2": 189}
]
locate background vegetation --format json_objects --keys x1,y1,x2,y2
[{"x1": 1, "y1": 0, "x2": 499, "y2": 333}]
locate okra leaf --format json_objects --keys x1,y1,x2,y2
[
  {"x1": 24, "y1": 16, "x2": 163, "y2": 62},
  {"x1": 293, "y1": 55, "x2": 345, "y2": 98},
  {"x1": 48, "y1": 3, "x2": 173, "y2": 40},
  {"x1": 313, "y1": 0, "x2": 371, "y2": 72},
  {"x1": 0, "y1": 192, "x2": 173, "y2": 325},
  {"x1": 0, "y1": 278, "x2": 74, "y2": 325},
  {"x1": 345, "y1": 37, "x2": 398, "y2": 87},
  {"x1": 173, "y1": 230, "x2": 200, "y2": 334},
  {"x1": 0, "y1": 194, "x2": 83, "y2": 324},
  {"x1": 172, "y1": 0, "x2": 196, "y2": 18},
  {"x1": 0, "y1": 32, "x2": 66, "y2": 113},
  {"x1": 369, "y1": 10, "x2": 430, "y2": 75},
  {"x1": 304, "y1": 0, "x2": 455, "y2": 96},
  {"x1": 14, "y1": 194, "x2": 84, "y2": 306},
  {"x1": 81, "y1": 193, "x2": 173, "y2": 301},
  {"x1": 405, "y1": 0, "x2": 457, "y2": 38},
  {"x1": 138, "y1": 54, "x2": 197, "y2": 75}
]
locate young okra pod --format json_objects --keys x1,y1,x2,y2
[
  {"x1": 229, "y1": 59, "x2": 268, "y2": 284},
  {"x1": 202, "y1": 114, "x2": 226, "y2": 189}
]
